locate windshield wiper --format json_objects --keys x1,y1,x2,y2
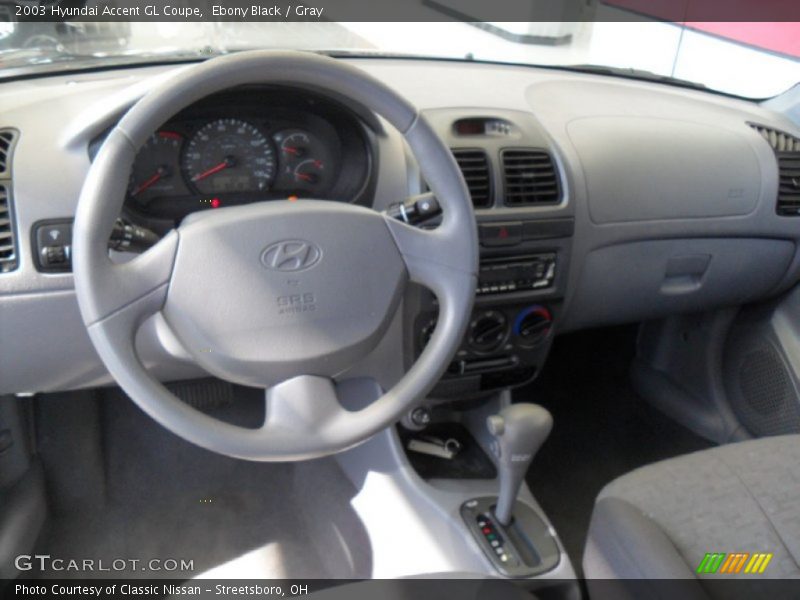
[{"x1": 564, "y1": 64, "x2": 707, "y2": 91}]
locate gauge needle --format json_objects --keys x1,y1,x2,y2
[
  {"x1": 192, "y1": 157, "x2": 235, "y2": 182},
  {"x1": 132, "y1": 166, "x2": 168, "y2": 196}
]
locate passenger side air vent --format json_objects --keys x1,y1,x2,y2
[
  {"x1": 749, "y1": 123, "x2": 800, "y2": 216},
  {"x1": 451, "y1": 149, "x2": 493, "y2": 208},
  {"x1": 0, "y1": 129, "x2": 18, "y2": 272},
  {"x1": 501, "y1": 149, "x2": 560, "y2": 206}
]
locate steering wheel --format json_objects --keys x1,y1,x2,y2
[{"x1": 73, "y1": 51, "x2": 478, "y2": 461}]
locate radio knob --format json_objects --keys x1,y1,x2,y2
[
  {"x1": 468, "y1": 311, "x2": 508, "y2": 353},
  {"x1": 514, "y1": 306, "x2": 552, "y2": 347}
]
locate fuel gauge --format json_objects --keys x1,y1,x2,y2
[
  {"x1": 274, "y1": 128, "x2": 335, "y2": 194},
  {"x1": 293, "y1": 159, "x2": 325, "y2": 185}
]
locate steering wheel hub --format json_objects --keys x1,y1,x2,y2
[{"x1": 164, "y1": 200, "x2": 407, "y2": 387}]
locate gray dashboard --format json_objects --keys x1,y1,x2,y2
[{"x1": 1, "y1": 57, "x2": 799, "y2": 395}]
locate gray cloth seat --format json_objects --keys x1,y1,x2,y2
[{"x1": 583, "y1": 435, "x2": 800, "y2": 600}]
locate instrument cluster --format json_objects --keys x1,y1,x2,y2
[{"x1": 118, "y1": 88, "x2": 373, "y2": 223}]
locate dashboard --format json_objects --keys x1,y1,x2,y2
[
  {"x1": 2, "y1": 57, "x2": 800, "y2": 397},
  {"x1": 91, "y1": 87, "x2": 374, "y2": 227}
]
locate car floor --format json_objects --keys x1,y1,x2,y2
[
  {"x1": 518, "y1": 326, "x2": 714, "y2": 578},
  {"x1": 32, "y1": 388, "x2": 372, "y2": 579},
  {"x1": 30, "y1": 326, "x2": 712, "y2": 582}
]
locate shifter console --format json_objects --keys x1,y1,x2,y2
[
  {"x1": 462, "y1": 497, "x2": 560, "y2": 577},
  {"x1": 462, "y1": 403, "x2": 559, "y2": 577}
]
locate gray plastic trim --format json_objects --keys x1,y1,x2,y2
[
  {"x1": 632, "y1": 310, "x2": 750, "y2": 444},
  {"x1": 334, "y1": 387, "x2": 577, "y2": 589}
]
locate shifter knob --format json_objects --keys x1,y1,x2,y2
[{"x1": 487, "y1": 403, "x2": 553, "y2": 526}]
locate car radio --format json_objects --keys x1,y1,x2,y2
[{"x1": 477, "y1": 254, "x2": 556, "y2": 295}]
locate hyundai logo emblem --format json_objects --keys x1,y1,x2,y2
[{"x1": 260, "y1": 240, "x2": 322, "y2": 272}]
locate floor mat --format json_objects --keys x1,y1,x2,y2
[
  {"x1": 33, "y1": 388, "x2": 370, "y2": 579},
  {"x1": 516, "y1": 327, "x2": 714, "y2": 578}
]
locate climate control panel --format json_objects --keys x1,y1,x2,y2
[
  {"x1": 412, "y1": 228, "x2": 570, "y2": 396},
  {"x1": 417, "y1": 302, "x2": 555, "y2": 395}
]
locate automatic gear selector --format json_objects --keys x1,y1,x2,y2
[
  {"x1": 461, "y1": 403, "x2": 559, "y2": 577},
  {"x1": 487, "y1": 403, "x2": 553, "y2": 525}
]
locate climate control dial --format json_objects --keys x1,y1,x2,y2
[
  {"x1": 468, "y1": 311, "x2": 509, "y2": 354},
  {"x1": 514, "y1": 306, "x2": 552, "y2": 347}
]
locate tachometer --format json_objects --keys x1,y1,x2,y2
[
  {"x1": 128, "y1": 131, "x2": 185, "y2": 204},
  {"x1": 183, "y1": 119, "x2": 276, "y2": 194}
]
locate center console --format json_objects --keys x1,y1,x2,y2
[
  {"x1": 409, "y1": 216, "x2": 573, "y2": 399},
  {"x1": 336, "y1": 385, "x2": 579, "y2": 598},
  {"x1": 405, "y1": 108, "x2": 575, "y2": 402},
  {"x1": 380, "y1": 108, "x2": 578, "y2": 595}
]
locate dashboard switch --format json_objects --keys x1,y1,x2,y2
[
  {"x1": 33, "y1": 220, "x2": 73, "y2": 272},
  {"x1": 109, "y1": 219, "x2": 160, "y2": 252},
  {"x1": 40, "y1": 245, "x2": 70, "y2": 269},
  {"x1": 387, "y1": 193, "x2": 442, "y2": 226},
  {"x1": 479, "y1": 222, "x2": 522, "y2": 247}
]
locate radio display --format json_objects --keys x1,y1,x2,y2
[{"x1": 478, "y1": 254, "x2": 556, "y2": 294}]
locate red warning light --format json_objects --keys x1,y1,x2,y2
[
  {"x1": 498, "y1": 227, "x2": 509, "y2": 239},
  {"x1": 210, "y1": 198, "x2": 221, "y2": 209},
  {"x1": 288, "y1": 195, "x2": 299, "y2": 202}
]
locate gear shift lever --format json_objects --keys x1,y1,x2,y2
[{"x1": 487, "y1": 403, "x2": 553, "y2": 526}]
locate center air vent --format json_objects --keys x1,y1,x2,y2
[
  {"x1": 451, "y1": 149, "x2": 493, "y2": 208},
  {"x1": 749, "y1": 123, "x2": 800, "y2": 216},
  {"x1": 501, "y1": 149, "x2": 560, "y2": 206},
  {"x1": 0, "y1": 129, "x2": 18, "y2": 272}
]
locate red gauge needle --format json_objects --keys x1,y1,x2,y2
[
  {"x1": 295, "y1": 172, "x2": 313, "y2": 182},
  {"x1": 192, "y1": 157, "x2": 235, "y2": 182},
  {"x1": 132, "y1": 166, "x2": 168, "y2": 196},
  {"x1": 283, "y1": 147, "x2": 299, "y2": 155}
]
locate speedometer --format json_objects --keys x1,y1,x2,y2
[{"x1": 183, "y1": 119, "x2": 276, "y2": 194}]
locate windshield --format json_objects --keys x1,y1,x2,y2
[{"x1": 0, "y1": 20, "x2": 798, "y2": 98}]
